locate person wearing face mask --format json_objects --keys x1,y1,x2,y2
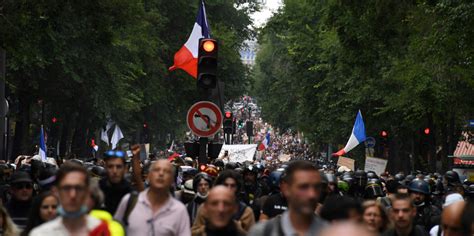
[
  {"x1": 30, "y1": 163, "x2": 112, "y2": 236},
  {"x1": 188, "y1": 173, "x2": 213, "y2": 224}
]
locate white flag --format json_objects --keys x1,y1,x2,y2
[
  {"x1": 111, "y1": 124, "x2": 124, "y2": 150},
  {"x1": 100, "y1": 121, "x2": 114, "y2": 145}
]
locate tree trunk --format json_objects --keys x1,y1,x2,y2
[{"x1": 11, "y1": 94, "x2": 32, "y2": 160}]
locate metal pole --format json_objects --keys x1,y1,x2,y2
[
  {"x1": 0, "y1": 49, "x2": 6, "y2": 161},
  {"x1": 199, "y1": 137, "x2": 208, "y2": 164}
]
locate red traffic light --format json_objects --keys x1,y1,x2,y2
[
  {"x1": 381, "y1": 130, "x2": 388, "y2": 137},
  {"x1": 202, "y1": 40, "x2": 216, "y2": 53},
  {"x1": 52, "y1": 117, "x2": 57, "y2": 123},
  {"x1": 424, "y1": 128, "x2": 430, "y2": 135},
  {"x1": 143, "y1": 123, "x2": 148, "y2": 128},
  {"x1": 225, "y1": 111, "x2": 232, "y2": 118}
]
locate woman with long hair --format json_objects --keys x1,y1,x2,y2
[
  {"x1": 0, "y1": 204, "x2": 19, "y2": 236},
  {"x1": 21, "y1": 191, "x2": 58, "y2": 236},
  {"x1": 362, "y1": 200, "x2": 391, "y2": 234}
]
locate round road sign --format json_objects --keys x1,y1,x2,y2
[
  {"x1": 365, "y1": 137, "x2": 376, "y2": 148},
  {"x1": 187, "y1": 101, "x2": 223, "y2": 137}
]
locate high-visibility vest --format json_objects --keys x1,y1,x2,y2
[{"x1": 90, "y1": 209, "x2": 125, "y2": 236}]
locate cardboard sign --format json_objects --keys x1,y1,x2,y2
[
  {"x1": 278, "y1": 154, "x2": 291, "y2": 162},
  {"x1": 337, "y1": 156, "x2": 355, "y2": 170},
  {"x1": 364, "y1": 156, "x2": 388, "y2": 175}
]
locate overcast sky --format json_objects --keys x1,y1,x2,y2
[{"x1": 251, "y1": 0, "x2": 282, "y2": 27}]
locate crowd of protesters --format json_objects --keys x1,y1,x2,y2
[
  {"x1": 0, "y1": 94, "x2": 473, "y2": 235},
  {"x1": 0, "y1": 142, "x2": 472, "y2": 236}
]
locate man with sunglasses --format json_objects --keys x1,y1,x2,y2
[
  {"x1": 6, "y1": 171, "x2": 33, "y2": 229},
  {"x1": 99, "y1": 150, "x2": 134, "y2": 215},
  {"x1": 249, "y1": 161, "x2": 327, "y2": 236}
]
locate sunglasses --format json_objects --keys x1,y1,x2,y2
[
  {"x1": 103, "y1": 150, "x2": 126, "y2": 159},
  {"x1": 13, "y1": 183, "x2": 33, "y2": 190}
]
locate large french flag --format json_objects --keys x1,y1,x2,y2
[
  {"x1": 169, "y1": 1, "x2": 211, "y2": 78},
  {"x1": 333, "y1": 110, "x2": 366, "y2": 156}
]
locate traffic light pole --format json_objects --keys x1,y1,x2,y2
[{"x1": 0, "y1": 49, "x2": 6, "y2": 161}]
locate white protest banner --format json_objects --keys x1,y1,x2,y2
[
  {"x1": 337, "y1": 156, "x2": 355, "y2": 170},
  {"x1": 218, "y1": 144, "x2": 257, "y2": 163},
  {"x1": 364, "y1": 156, "x2": 388, "y2": 175}
]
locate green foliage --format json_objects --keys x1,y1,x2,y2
[
  {"x1": 252, "y1": 0, "x2": 474, "y2": 170},
  {"x1": 0, "y1": 0, "x2": 258, "y2": 155}
]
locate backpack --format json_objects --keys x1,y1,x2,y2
[{"x1": 122, "y1": 191, "x2": 139, "y2": 227}]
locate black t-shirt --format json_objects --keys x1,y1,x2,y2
[
  {"x1": 99, "y1": 178, "x2": 133, "y2": 214},
  {"x1": 262, "y1": 193, "x2": 288, "y2": 218}
]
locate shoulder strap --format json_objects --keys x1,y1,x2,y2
[
  {"x1": 234, "y1": 202, "x2": 247, "y2": 220},
  {"x1": 123, "y1": 191, "x2": 139, "y2": 227}
]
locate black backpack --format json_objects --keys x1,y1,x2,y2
[{"x1": 122, "y1": 191, "x2": 139, "y2": 227}]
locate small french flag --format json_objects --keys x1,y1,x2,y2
[
  {"x1": 333, "y1": 110, "x2": 366, "y2": 156},
  {"x1": 169, "y1": 1, "x2": 210, "y2": 78},
  {"x1": 39, "y1": 125, "x2": 47, "y2": 162},
  {"x1": 258, "y1": 132, "x2": 271, "y2": 151}
]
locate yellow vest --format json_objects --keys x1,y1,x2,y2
[{"x1": 90, "y1": 209, "x2": 125, "y2": 236}]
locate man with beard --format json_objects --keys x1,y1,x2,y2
[
  {"x1": 99, "y1": 147, "x2": 141, "y2": 215},
  {"x1": 248, "y1": 161, "x2": 327, "y2": 236},
  {"x1": 408, "y1": 179, "x2": 441, "y2": 231}
]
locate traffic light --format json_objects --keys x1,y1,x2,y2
[
  {"x1": 197, "y1": 38, "x2": 218, "y2": 89},
  {"x1": 142, "y1": 122, "x2": 150, "y2": 143},
  {"x1": 246, "y1": 121, "x2": 254, "y2": 137},
  {"x1": 51, "y1": 117, "x2": 57, "y2": 123},
  {"x1": 381, "y1": 130, "x2": 388, "y2": 137},
  {"x1": 424, "y1": 128, "x2": 430, "y2": 135},
  {"x1": 223, "y1": 111, "x2": 233, "y2": 134}
]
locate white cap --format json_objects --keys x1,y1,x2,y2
[{"x1": 443, "y1": 193, "x2": 464, "y2": 208}]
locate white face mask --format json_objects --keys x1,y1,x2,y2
[{"x1": 196, "y1": 191, "x2": 208, "y2": 199}]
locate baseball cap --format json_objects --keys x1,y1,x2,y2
[{"x1": 10, "y1": 171, "x2": 33, "y2": 184}]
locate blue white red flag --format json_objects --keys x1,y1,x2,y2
[
  {"x1": 258, "y1": 132, "x2": 271, "y2": 151},
  {"x1": 333, "y1": 110, "x2": 366, "y2": 156},
  {"x1": 39, "y1": 125, "x2": 47, "y2": 162},
  {"x1": 169, "y1": 0, "x2": 211, "y2": 78}
]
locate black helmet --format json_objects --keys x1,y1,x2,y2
[
  {"x1": 395, "y1": 173, "x2": 405, "y2": 183},
  {"x1": 405, "y1": 175, "x2": 415, "y2": 184},
  {"x1": 254, "y1": 163, "x2": 265, "y2": 173},
  {"x1": 89, "y1": 166, "x2": 106, "y2": 178},
  {"x1": 324, "y1": 173, "x2": 337, "y2": 184},
  {"x1": 268, "y1": 168, "x2": 285, "y2": 191},
  {"x1": 354, "y1": 170, "x2": 367, "y2": 187},
  {"x1": 214, "y1": 159, "x2": 225, "y2": 169},
  {"x1": 342, "y1": 172, "x2": 354, "y2": 184},
  {"x1": 367, "y1": 171, "x2": 378, "y2": 180},
  {"x1": 225, "y1": 162, "x2": 238, "y2": 170},
  {"x1": 444, "y1": 171, "x2": 460, "y2": 185},
  {"x1": 192, "y1": 172, "x2": 213, "y2": 192},
  {"x1": 409, "y1": 179, "x2": 430, "y2": 195},
  {"x1": 243, "y1": 164, "x2": 258, "y2": 175},
  {"x1": 365, "y1": 179, "x2": 384, "y2": 199}
]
